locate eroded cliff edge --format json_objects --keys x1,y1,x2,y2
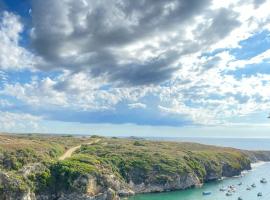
[{"x1": 0, "y1": 135, "x2": 269, "y2": 200}]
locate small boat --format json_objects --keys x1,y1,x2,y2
[
  {"x1": 251, "y1": 183, "x2": 256, "y2": 188},
  {"x1": 219, "y1": 187, "x2": 226, "y2": 192},
  {"x1": 260, "y1": 178, "x2": 267, "y2": 183},
  {"x1": 257, "y1": 192, "x2": 262, "y2": 197},
  {"x1": 238, "y1": 182, "x2": 243, "y2": 186},
  {"x1": 228, "y1": 188, "x2": 236, "y2": 193},
  {"x1": 226, "y1": 192, "x2": 233, "y2": 196},
  {"x1": 202, "y1": 191, "x2": 211, "y2": 195},
  {"x1": 246, "y1": 186, "x2": 251, "y2": 190},
  {"x1": 238, "y1": 197, "x2": 243, "y2": 200}
]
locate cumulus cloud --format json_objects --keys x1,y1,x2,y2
[
  {"x1": 0, "y1": 111, "x2": 42, "y2": 132},
  {"x1": 29, "y1": 0, "x2": 246, "y2": 86},
  {"x1": 1, "y1": 0, "x2": 270, "y2": 127},
  {"x1": 1, "y1": 71, "x2": 149, "y2": 111},
  {"x1": 0, "y1": 11, "x2": 35, "y2": 70},
  {"x1": 128, "y1": 103, "x2": 147, "y2": 109}
]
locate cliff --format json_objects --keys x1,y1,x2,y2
[{"x1": 0, "y1": 134, "x2": 268, "y2": 200}]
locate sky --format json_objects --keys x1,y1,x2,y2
[{"x1": 0, "y1": 0, "x2": 270, "y2": 137}]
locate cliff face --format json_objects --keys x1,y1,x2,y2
[
  {"x1": 0, "y1": 136, "x2": 268, "y2": 200},
  {"x1": 127, "y1": 172, "x2": 200, "y2": 193}
]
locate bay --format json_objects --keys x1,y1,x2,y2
[
  {"x1": 128, "y1": 163, "x2": 270, "y2": 200},
  {"x1": 127, "y1": 137, "x2": 270, "y2": 200}
]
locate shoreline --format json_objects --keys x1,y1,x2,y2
[
  {"x1": 128, "y1": 161, "x2": 270, "y2": 200},
  {"x1": 128, "y1": 161, "x2": 269, "y2": 199},
  {"x1": 251, "y1": 161, "x2": 269, "y2": 169}
]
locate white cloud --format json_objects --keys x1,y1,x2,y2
[
  {"x1": 0, "y1": 11, "x2": 36, "y2": 70},
  {"x1": 0, "y1": 99, "x2": 13, "y2": 108},
  {"x1": 1, "y1": 72, "x2": 150, "y2": 111},
  {"x1": 2, "y1": 0, "x2": 270, "y2": 128},
  {"x1": 128, "y1": 103, "x2": 147, "y2": 109},
  {"x1": 0, "y1": 111, "x2": 42, "y2": 132}
]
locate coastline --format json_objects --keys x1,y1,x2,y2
[
  {"x1": 251, "y1": 161, "x2": 269, "y2": 169},
  {"x1": 1, "y1": 135, "x2": 270, "y2": 200},
  {"x1": 128, "y1": 160, "x2": 270, "y2": 200}
]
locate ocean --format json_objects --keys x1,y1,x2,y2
[{"x1": 127, "y1": 137, "x2": 270, "y2": 200}]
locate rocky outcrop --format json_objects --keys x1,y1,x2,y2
[
  {"x1": 128, "y1": 172, "x2": 200, "y2": 193},
  {"x1": 0, "y1": 157, "x2": 253, "y2": 200}
]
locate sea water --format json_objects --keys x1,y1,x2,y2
[
  {"x1": 128, "y1": 162, "x2": 270, "y2": 200},
  {"x1": 127, "y1": 138, "x2": 270, "y2": 200}
]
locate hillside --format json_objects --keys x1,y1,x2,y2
[{"x1": 0, "y1": 134, "x2": 268, "y2": 200}]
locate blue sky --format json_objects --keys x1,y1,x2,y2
[{"x1": 1, "y1": 0, "x2": 270, "y2": 137}]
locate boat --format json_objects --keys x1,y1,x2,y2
[
  {"x1": 202, "y1": 191, "x2": 211, "y2": 195},
  {"x1": 246, "y1": 186, "x2": 251, "y2": 190},
  {"x1": 238, "y1": 182, "x2": 242, "y2": 186},
  {"x1": 228, "y1": 188, "x2": 236, "y2": 193},
  {"x1": 257, "y1": 192, "x2": 262, "y2": 196},
  {"x1": 238, "y1": 197, "x2": 243, "y2": 200},
  {"x1": 260, "y1": 178, "x2": 267, "y2": 183},
  {"x1": 251, "y1": 183, "x2": 256, "y2": 188},
  {"x1": 219, "y1": 187, "x2": 226, "y2": 192},
  {"x1": 226, "y1": 192, "x2": 233, "y2": 196}
]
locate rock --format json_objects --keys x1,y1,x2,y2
[{"x1": 128, "y1": 172, "x2": 200, "y2": 193}]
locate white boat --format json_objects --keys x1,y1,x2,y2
[
  {"x1": 238, "y1": 197, "x2": 243, "y2": 200},
  {"x1": 202, "y1": 191, "x2": 211, "y2": 195},
  {"x1": 226, "y1": 192, "x2": 233, "y2": 196},
  {"x1": 257, "y1": 192, "x2": 262, "y2": 196},
  {"x1": 251, "y1": 183, "x2": 256, "y2": 188},
  {"x1": 219, "y1": 187, "x2": 226, "y2": 192},
  {"x1": 260, "y1": 178, "x2": 267, "y2": 183},
  {"x1": 246, "y1": 186, "x2": 251, "y2": 190}
]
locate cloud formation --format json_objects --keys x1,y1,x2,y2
[
  {"x1": 30, "y1": 0, "x2": 234, "y2": 86},
  {"x1": 1, "y1": 0, "x2": 270, "y2": 131},
  {"x1": 0, "y1": 11, "x2": 35, "y2": 70}
]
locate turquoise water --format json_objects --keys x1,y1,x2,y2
[{"x1": 128, "y1": 163, "x2": 270, "y2": 200}]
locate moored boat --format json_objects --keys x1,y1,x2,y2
[
  {"x1": 202, "y1": 191, "x2": 211, "y2": 195},
  {"x1": 260, "y1": 178, "x2": 267, "y2": 183},
  {"x1": 226, "y1": 192, "x2": 233, "y2": 196},
  {"x1": 219, "y1": 187, "x2": 226, "y2": 192}
]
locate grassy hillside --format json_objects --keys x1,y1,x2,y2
[
  {"x1": 71, "y1": 138, "x2": 250, "y2": 183},
  {"x1": 0, "y1": 134, "x2": 263, "y2": 200},
  {"x1": 0, "y1": 134, "x2": 92, "y2": 171}
]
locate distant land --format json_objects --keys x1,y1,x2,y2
[{"x1": 0, "y1": 133, "x2": 270, "y2": 200}]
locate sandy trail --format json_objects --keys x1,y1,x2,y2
[{"x1": 58, "y1": 139, "x2": 100, "y2": 160}]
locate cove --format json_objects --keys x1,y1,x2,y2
[{"x1": 128, "y1": 162, "x2": 270, "y2": 200}]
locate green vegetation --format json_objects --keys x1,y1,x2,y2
[
  {"x1": 74, "y1": 138, "x2": 251, "y2": 184},
  {"x1": 0, "y1": 134, "x2": 263, "y2": 199}
]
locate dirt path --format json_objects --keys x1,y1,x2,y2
[{"x1": 58, "y1": 139, "x2": 100, "y2": 161}]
